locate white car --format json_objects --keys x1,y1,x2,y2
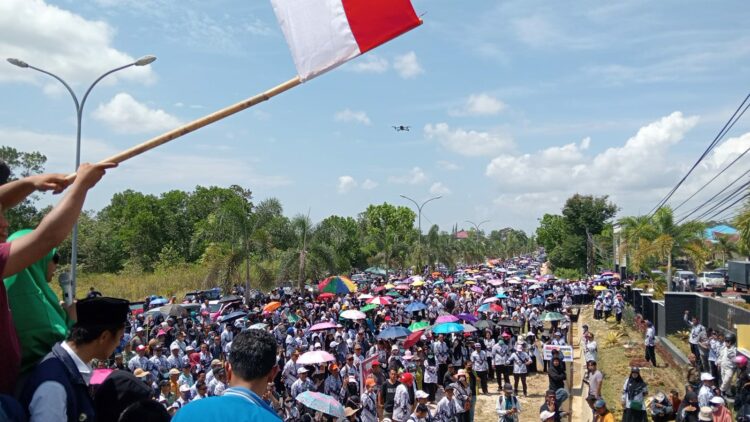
[{"x1": 698, "y1": 271, "x2": 725, "y2": 291}]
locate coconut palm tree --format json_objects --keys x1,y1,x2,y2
[
  {"x1": 713, "y1": 235, "x2": 738, "y2": 266},
  {"x1": 650, "y1": 207, "x2": 706, "y2": 290},
  {"x1": 277, "y1": 214, "x2": 337, "y2": 290}
]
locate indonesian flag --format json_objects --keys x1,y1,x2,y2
[{"x1": 271, "y1": 0, "x2": 421, "y2": 81}]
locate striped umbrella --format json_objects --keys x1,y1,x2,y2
[
  {"x1": 367, "y1": 296, "x2": 393, "y2": 305},
  {"x1": 318, "y1": 276, "x2": 357, "y2": 294}
]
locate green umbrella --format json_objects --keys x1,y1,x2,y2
[
  {"x1": 540, "y1": 312, "x2": 565, "y2": 322},
  {"x1": 360, "y1": 304, "x2": 378, "y2": 313},
  {"x1": 409, "y1": 321, "x2": 430, "y2": 331},
  {"x1": 365, "y1": 266, "x2": 387, "y2": 276},
  {"x1": 386, "y1": 291, "x2": 401, "y2": 298},
  {"x1": 287, "y1": 313, "x2": 300, "y2": 323}
]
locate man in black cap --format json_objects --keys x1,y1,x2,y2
[{"x1": 21, "y1": 296, "x2": 129, "y2": 422}]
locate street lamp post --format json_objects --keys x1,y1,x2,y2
[
  {"x1": 7, "y1": 55, "x2": 156, "y2": 304},
  {"x1": 465, "y1": 219, "x2": 490, "y2": 235},
  {"x1": 399, "y1": 194, "x2": 442, "y2": 235}
]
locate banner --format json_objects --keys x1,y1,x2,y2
[
  {"x1": 543, "y1": 344, "x2": 574, "y2": 362},
  {"x1": 359, "y1": 354, "x2": 379, "y2": 393}
]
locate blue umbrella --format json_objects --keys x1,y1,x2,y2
[
  {"x1": 405, "y1": 301, "x2": 427, "y2": 312},
  {"x1": 432, "y1": 322, "x2": 464, "y2": 334},
  {"x1": 378, "y1": 326, "x2": 411, "y2": 340},
  {"x1": 530, "y1": 297, "x2": 544, "y2": 305},
  {"x1": 433, "y1": 280, "x2": 445, "y2": 286},
  {"x1": 149, "y1": 297, "x2": 168, "y2": 306},
  {"x1": 295, "y1": 391, "x2": 345, "y2": 418},
  {"x1": 495, "y1": 293, "x2": 508, "y2": 299}
]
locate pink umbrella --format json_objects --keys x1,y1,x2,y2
[
  {"x1": 483, "y1": 297, "x2": 499, "y2": 304},
  {"x1": 90, "y1": 368, "x2": 113, "y2": 385},
  {"x1": 297, "y1": 350, "x2": 336, "y2": 365},
  {"x1": 395, "y1": 285, "x2": 410, "y2": 291},
  {"x1": 367, "y1": 296, "x2": 393, "y2": 305},
  {"x1": 310, "y1": 322, "x2": 338, "y2": 331},
  {"x1": 436, "y1": 315, "x2": 459, "y2": 323},
  {"x1": 470, "y1": 286, "x2": 483, "y2": 294},
  {"x1": 488, "y1": 279, "x2": 502, "y2": 287}
]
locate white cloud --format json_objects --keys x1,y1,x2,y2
[
  {"x1": 485, "y1": 112, "x2": 700, "y2": 194},
  {"x1": 361, "y1": 179, "x2": 378, "y2": 190},
  {"x1": 0, "y1": 0, "x2": 156, "y2": 88},
  {"x1": 393, "y1": 51, "x2": 424, "y2": 79},
  {"x1": 424, "y1": 123, "x2": 514, "y2": 157},
  {"x1": 388, "y1": 167, "x2": 428, "y2": 185},
  {"x1": 437, "y1": 160, "x2": 461, "y2": 171},
  {"x1": 337, "y1": 176, "x2": 357, "y2": 194},
  {"x1": 347, "y1": 54, "x2": 389, "y2": 73},
  {"x1": 334, "y1": 109, "x2": 372, "y2": 126},
  {"x1": 451, "y1": 93, "x2": 507, "y2": 116},
  {"x1": 429, "y1": 182, "x2": 451, "y2": 195},
  {"x1": 92, "y1": 93, "x2": 182, "y2": 134}
]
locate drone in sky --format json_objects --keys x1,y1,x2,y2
[{"x1": 392, "y1": 125, "x2": 410, "y2": 132}]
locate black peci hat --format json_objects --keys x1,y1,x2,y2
[{"x1": 76, "y1": 297, "x2": 129, "y2": 326}]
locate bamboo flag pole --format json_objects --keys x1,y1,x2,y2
[{"x1": 64, "y1": 76, "x2": 302, "y2": 182}]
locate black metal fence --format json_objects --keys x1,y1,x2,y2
[{"x1": 622, "y1": 286, "x2": 750, "y2": 337}]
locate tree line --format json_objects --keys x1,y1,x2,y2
[{"x1": 3, "y1": 147, "x2": 535, "y2": 291}]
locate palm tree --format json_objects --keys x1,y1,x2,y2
[
  {"x1": 278, "y1": 214, "x2": 337, "y2": 289},
  {"x1": 618, "y1": 215, "x2": 657, "y2": 275},
  {"x1": 734, "y1": 203, "x2": 750, "y2": 259},
  {"x1": 713, "y1": 235, "x2": 738, "y2": 266},
  {"x1": 650, "y1": 207, "x2": 706, "y2": 290}
]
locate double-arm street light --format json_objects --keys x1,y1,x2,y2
[
  {"x1": 400, "y1": 194, "x2": 442, "y2": 235},
  {"x1": 465, "y1": 219, "x2": 490, "y2": 237},
  {"x1": 7, "y1": 55, "x2": 157, "y2": 302}
]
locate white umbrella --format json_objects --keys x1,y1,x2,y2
[
  {"x1": 340, "y1": 309, "x2": 367, "y2": 320},
  {"x1": 297, "y1": 350, "x2": 336, "y2": 365},
  {"x1": 358, "y1": 294, "x2": 374, "y2": 300}
]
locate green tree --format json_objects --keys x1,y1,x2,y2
[
  {"x1": 359, "y1": 203, "x2": 417, "y2": 273},
  {"x1": 535, "y1": 214, "x2": 567, "y2": 252},
  {"x1": 561, "y1": 194, "x2": 618, "y2": 273},
  {"x1": 0, "y1": 147, "x2": 48, "y2": 231}
]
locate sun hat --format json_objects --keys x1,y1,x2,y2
[
  {"x1": 297, "y1": 367, "x2": 309, "y2": 374},
  {"x1": 415, "y1": 390, "x2": 429, "y2": 399},
  {"x1": 710, "y1": 396, "x2": 725, "y2": 405},
  {"x1": 700, "y1": 372, "x2": 714, "y2": 381},
  {"x1": 133, "y1": 368, "x2": 149, "y2": 378},
  {"x1": 698, "y1": 406, "x2": 713, "y2": 421}
]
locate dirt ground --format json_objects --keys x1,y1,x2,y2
[{"x1": 473, "y1": 370, "x2": 552, "y2": 422}]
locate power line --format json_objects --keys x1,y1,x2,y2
[
  {"x1": 674, "y1": 166, "x2": 750, "y2": 224},
  {"x1": 678, "y1": 176, "x2": 750, "y2": 224},
  {"x1": 701, "y1": 192, "x2": 750, "y2": 222},
  {"x1": 648, "y1": 92, "x2": 750, "y2": 216},
  {"x1": 672, "y1": 143, "x2": 750, "y2": 212}
]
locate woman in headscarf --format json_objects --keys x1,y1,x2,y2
[
  {"x1": 621, "y1": 367, "x2": 648, "y2": 422},
  {"x1": 3, "y1": 229, "x2": 74, "y2": 374}
]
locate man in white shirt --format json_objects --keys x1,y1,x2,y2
[{"x1": 21, "y1": 297, "x2": 129, "y2": 422}]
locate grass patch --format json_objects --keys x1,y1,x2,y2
[
  {"x1": 666, "y1": 333, "x2": 692, "y2": 358},
  {"x1": 51, "y1": 264, "x2": 213, "y2": 302},
  {"x1": 584, "y1": 308, "x2": 685, "y2": 421}
]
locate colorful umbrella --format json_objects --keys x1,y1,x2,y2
[
  {"x1": 340, "y1": 310, "x2": 366, "y2": 320},
  {"x1": 432, "y1": 322, "x2": 464, "y2": 334},
  {"x1": 405, "y1": 302, "x2": 427, "y2": 312},
  {"x1": 318, "y1": 276, "x2": 357, "y2": 294},
  {"x1": 412, "y1": 280, "x2": 426, "y2": 287},
  {"x1": 483, "y1": 297, "x2": 499, "y2": 304},
  {"x1": 317, "y1": 293, "x2": 335, "y2": 300},
  {"x1": 310, "y1": 322, "x2": 338, "y2": 331},
  {"x1": 456, "y1": 313, "x2": 478, "y2": 323},
  {"x1": 436, "y1": 315, "x2": 459, "y2": 323},
  {"x1": 408, "y1": 321, "x2": 430, "y2": 331},
  {"x1": 297, "y1": 350, "x2": 336, "y2": 365},
  {"x1": 368, "y1": 296, "x2": 393, "y2": 305},
  {"x1": 593, "y1": 285, "x2": 607, "y2": 291},
  {"x1": 263, "y1": 301, "x2": 282, "y2": 313},
  {"x1": 477, "y1": 303, "x2": 503, "y2": 313},
  {"x1": 470, "y1": 286, "x2": 483, "y2": 294},
  {"x1": 287, "y1": 313, "x2": 300, "y2": 323},
  {"x1": 377, "y1": 326, "x2": 411, "y2": 340},
  {"x1": 386, "y1": 291, "x2": 402, "y2": 298},
  {"x1": 384, "y1": 283, "x2": 396, "y2": 289},
  {"x1": 360, "y1": 304, "x2": 378, "y2": 312},
  {"x1": 403, "y1": 329, "x2": 425, "y2": 349},
  {"x1": 296, "y1": 391, "x2": 345, "y2": 418},
  {"x1": 394, "y1": 284, "x2": 410, "y2": 291}
]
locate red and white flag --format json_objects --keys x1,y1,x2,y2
[{"x1": 271, "y1": 0, "x2": 421, "y2": 81}]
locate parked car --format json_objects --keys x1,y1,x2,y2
[{"x1": 697, "y1": 271, "x2": 726, "y2": 291}]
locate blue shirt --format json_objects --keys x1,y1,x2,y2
[{"x1": 172, "y1": 386, "x2": 281, "y2": 422}]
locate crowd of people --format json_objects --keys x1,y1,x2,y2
[{"x1": 0, "y1": 164, "x2": 748, "y2": 422}]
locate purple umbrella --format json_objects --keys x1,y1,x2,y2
[
  {"x1": 309, "y1": 322, "x2": 338, "y2": 331},
  {"x1": 436, "y1": 315, "x2": 459, "y2": 323},
  {"x1": 456, "y1": 313, "x2": 478, "y2": 323},
  {"x1": 470, "y1": 286, "x2": 483, "y2": 294}
]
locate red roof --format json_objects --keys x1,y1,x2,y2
[{"x1": 455, "y1": 230, "x2": 469, "y2": 239}]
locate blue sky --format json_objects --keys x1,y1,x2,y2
[{"x1": 2, "y1": 0, "x2": 750, "y2": 233}]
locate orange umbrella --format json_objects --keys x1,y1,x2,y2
[{"x1": 263, "y1": 301, "x2": 282, "y2": 313}]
